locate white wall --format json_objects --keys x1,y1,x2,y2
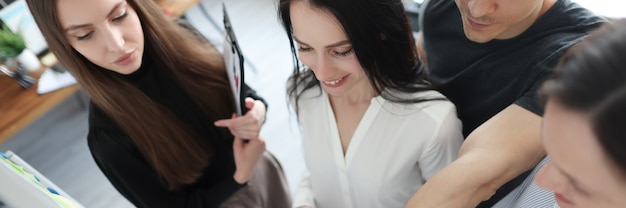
[{"x1": 571, "y1": 0, "x2": 625, "y2": 18}]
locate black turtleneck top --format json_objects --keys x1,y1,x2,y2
[{"x1": 87, "y1": 60, "x2": 266, "y2": 208}]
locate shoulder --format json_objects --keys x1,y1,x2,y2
[
  {"x1": 559, "y1": 0, "x2": 606, "y2": 25},
  {"x1": 415, "y1": 91, "x2": 457, "y2": 125},
  {"x1": 383, "y1": 89, "x2": 457, "y2": 124},
  {"x1": 524, "y1": 0, "x2": 605, "y2": 66},
  {"x1": 378, "y1": 90, "x2": 462, "y2": 150},
  {"x1": 537, "y1": 0, "x2": 606, "y2": 37},
  {"x1": 518, "y1": 0, "x2": 605, "y2": 52}
]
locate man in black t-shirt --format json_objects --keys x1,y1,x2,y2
[{"x1": 406, "y1": 0, "x2": 605, "y2": 207}]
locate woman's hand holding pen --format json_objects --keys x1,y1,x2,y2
[{"x1": 214, "y1": 97, "x2": 267, "y2": 184}]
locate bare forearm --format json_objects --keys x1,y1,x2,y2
[
  {"x1": 406, "y1": 153, "x2": 507, "y2": 208},
  {"x1": 406, "y1": 152, "x2": 545, "y2": 207},
  {"x1": 406, "y1": 105, "x2": 546, "y2": 207}
]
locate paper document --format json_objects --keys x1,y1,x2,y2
[
  {"x1": 222, "y1": 3, "x2": 247, "y2": 116},
  {"x1": 37, "y1": 68, "x2": 77, "y2": 95}
]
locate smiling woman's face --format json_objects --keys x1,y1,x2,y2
[
  {"x1": 289, "y1": 1, "x2": 373, "y2": 98},
  {"x1": 57, "y1": 0, "x2": 144, "y2": 74},
  {"x1": 535, "y1": 99, "x2": 626, "y2": 208}
]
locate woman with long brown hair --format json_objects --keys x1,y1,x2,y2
[{"x1": 25, "y1": 0, "x2": 290, "y2": 207}]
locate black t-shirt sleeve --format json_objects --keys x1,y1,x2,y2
[
  {"x1": 514, "y1": 68, "x2": 551, "y2": 116},
  {"x1": 514, "y1": 65, "x2": 552, "y2": 116},
  {"x1": 514, "y1": 39, "x2": 580, "y2": 116},
  {"x1": 87, "y1": 129, "x2": 245, "y2": 208}
]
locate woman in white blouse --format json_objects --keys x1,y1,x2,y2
[{"x1": 278, "y1": 0, "x2": 464, "y2": 207}]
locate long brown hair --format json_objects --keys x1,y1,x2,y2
[{"x1": 26, "y1": 0, "x2": 236, "y2": 189}]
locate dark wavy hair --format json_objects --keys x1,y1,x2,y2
[
  {"x1": 279, "y1": 0, "x2": 435, "y2": 113},
  {"x1": 541, "y1": 19, "x2": 626, "y2": 178}
]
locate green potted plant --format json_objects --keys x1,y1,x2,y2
[
  {"x1": 0, "y1": 25, "x2": 35, "y2": 88},
  {"x1": 0, "y1": 24, "x2": 40, "y2": 72},
  {"x1": 0, "y1": 24, "x2": 26, "y2": 61}
]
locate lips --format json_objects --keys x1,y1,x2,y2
[
  {"x1": 321, "y1": 75, "x2": 348, "y2": 87},
  {"x1": 114, "y1": 51, "x2": 136, "y2": 66},
  {"x1": 466, "y1": 17, "x2": 491, "y2": 29}
]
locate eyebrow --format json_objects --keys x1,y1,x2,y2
[
  {"x1": 64, "y1": 1, "x2": 125, "y2": 32},
  {"x1": 293, "y1": 36, "x2": 350, "y2": 48}
]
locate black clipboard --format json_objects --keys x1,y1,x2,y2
[{"x1": 223, "y1": 3, "x2": 247, "y2": 116}]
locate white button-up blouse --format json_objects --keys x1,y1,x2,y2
[{"x1": 292, "y1": 88, "x2": 464, "y2": 208}]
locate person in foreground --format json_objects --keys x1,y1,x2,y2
[
  {"x1": 534, "y1": 18, "x2": 626, "y2": 208},
  {"x1": 407, "y1": 0, "x2": 605, "y2": 206},
  {"x1": 25, "y1": 0, "x2": 291, "y2": 207},
  {"x1": 279, "y1": 0, "x2": 464, "y2": 207}
]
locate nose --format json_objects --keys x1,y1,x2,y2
[
  {"x1": 311, "y1": 54, "x2": 333, "y2": 81},
  {"x1": 535, "y1": 161, "x2": 568, "y2": 194},
  {"x1": 467, "y1": 0, "x2": 496, "y2": 18},
  {"x1": 103, "y1": 25, "x2": 125, "y2": 52}
]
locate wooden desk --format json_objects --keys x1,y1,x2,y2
[{"x1": 0, "y1": 68, "x2": 79, "y2": 144}]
